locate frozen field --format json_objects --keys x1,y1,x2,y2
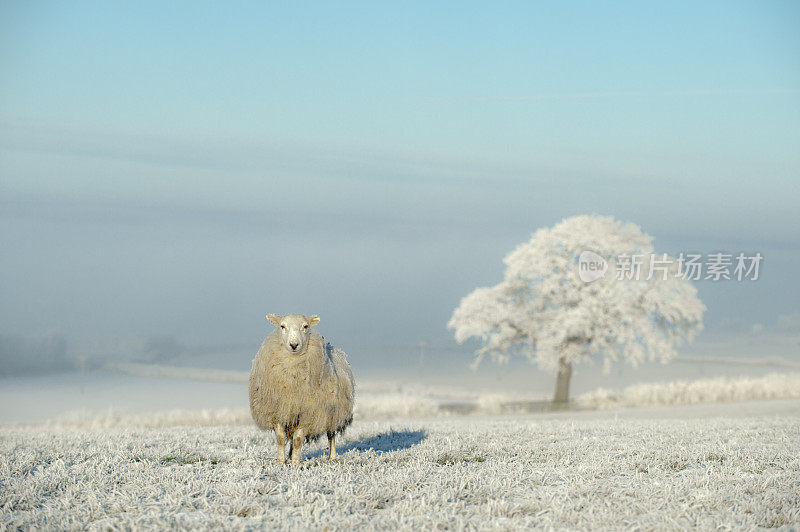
[{"x1": 2, "y1": 400, "x2": 799, "y2": 530}]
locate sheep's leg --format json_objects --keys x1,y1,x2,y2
[
  {"x1": 327, "y1": 432, "x2": 337, "y2": 460},
  {"x1": 274, "y1": 424, "x2": 287, "y2": 464},
  {"x1": 291, "y1": 428, "x2": 305, "y2": 465}
]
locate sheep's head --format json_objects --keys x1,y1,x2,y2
[{"x1": 267, "y1": 313, "x2": 320, "y2": 354}]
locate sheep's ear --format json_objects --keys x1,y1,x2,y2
[
  {"x1": 308, "y1": 315, "x2": 320, "y2": 327},
  {"x1": 266, "y1": 314, "x2": 281, "y2": 327}
]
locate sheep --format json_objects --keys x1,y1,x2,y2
[{"x1": 249, "y1": 313, "x2": 354, "y2": 464}]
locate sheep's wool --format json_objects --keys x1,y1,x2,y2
[{"x1": 249, "y1": 331, "x2": 354, "y2": 440}]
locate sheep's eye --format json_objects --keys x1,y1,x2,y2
[
  {"x1": 280, "y1": 325, "x2": 285, "y2": 330},
  {"x1": 303, "y1": 324, "x2": 309, "y2": 330}
]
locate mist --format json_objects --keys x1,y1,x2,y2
[{"x1": 2, "y1": 131, "x2": 799, "y2": 378}]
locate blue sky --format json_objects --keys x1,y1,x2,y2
[{"x1": 1, "y1": 1, "x2": 799, "y2": 366}]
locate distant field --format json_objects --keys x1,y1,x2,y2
[{"x1": 2, "y1": 401, "x2": 799, "y2": 530}]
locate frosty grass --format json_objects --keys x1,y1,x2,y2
[{"x1": 2, "y1": 405, "x2": 799, "y2": 530}]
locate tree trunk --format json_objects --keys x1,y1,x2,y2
[{"x1": 553, "y1": 357, "x2": 572, "y2": 406}]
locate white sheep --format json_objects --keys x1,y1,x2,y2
[{"x1": 249, "y1": 313, "x2": 354, "y2": 464}]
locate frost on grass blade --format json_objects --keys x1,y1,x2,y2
[{"x1": 1, "y1": 409, "x2": 798, "y2": 529}]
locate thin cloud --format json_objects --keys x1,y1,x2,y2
[{"x1": 416, "y1": 88, "x2": 800, "y2": 104}]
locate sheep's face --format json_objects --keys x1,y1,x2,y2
[{"x1": 267, "y1": 313, "x2": 320, "y2": 354}]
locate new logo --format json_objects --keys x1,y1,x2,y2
[{"x1": 578, "y1": 251, "x2": 608, "y2": 283}]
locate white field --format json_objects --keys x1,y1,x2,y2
[
  {"x1": 2, "y1": 368, "x2": 800, "y2": 529},
  {"x1": 2, "y1": 399, "x2": 799, "y2": 530},
  {"x1": 7, "y1": 371, "x2": 795, "y2": 428}
]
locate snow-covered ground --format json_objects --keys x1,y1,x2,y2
[
  {"x1": 2, "y1": 366, "x2": 800, "y2": 428},
  {"x1": 2, "y1": 361, "x2": 799, "y2": 528},
  {"x1": 578, "y1": 372, "x2": 800, "y2": 410},
  {"x1": 2, "y1": 400, "x2": 799, "y2": 530},
  {"x1": 3, "y1": 364, "x2": 800, "y2": 529}
]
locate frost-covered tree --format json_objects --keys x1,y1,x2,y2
[{"x1": 448, "y1": 215, "x2": 705, "y2": 405}]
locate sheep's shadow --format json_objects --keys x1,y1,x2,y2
[{"x1": 305, "y1": 429, "x2": 426, "y2": 460}]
